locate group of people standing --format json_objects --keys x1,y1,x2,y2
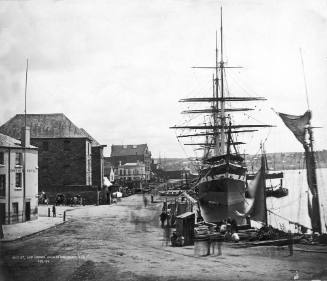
[
  {"x1": 160, "y1": 207, "x2": 175, "y2": 227},
  {"x1": 218, "y1": 217, "x2": 239, "y2": 242}
]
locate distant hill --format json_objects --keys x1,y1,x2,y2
[{"x1": 154, "y1": 150, "x2": 327, "y2": 172}]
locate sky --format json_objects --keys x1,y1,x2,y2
[{"x1": 0, "y1": 0, "x2": 326, "y2": 158}]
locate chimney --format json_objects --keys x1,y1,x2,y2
[{"x1": 21, "y1": 126, "x2": 31, "y2": 147}]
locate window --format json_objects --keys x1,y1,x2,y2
[
  {"x1": 0, "y1": 152, "x2": 4, "y2": 165},
  {"x1": 15, "y1": 173, "x2": 22, "y2": 188},
  {"x1": 15, "y1": 153, "x2": 22, "y2": 166},
  {"x1": 64, "y1": 140, "x2": 70, "y2": 151},
  {"x1": 43, "y1": 141, "x2": 49, "y2": 151},
  {"x1": 0, "y1": 175, "x2": 5, "y2": 196}
]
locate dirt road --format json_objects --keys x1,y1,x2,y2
[{"x1": 1, "y1": 194, "x2": 326, "y2": 281}]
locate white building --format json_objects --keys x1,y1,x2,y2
[
  {"x1": 117, "y1": 162, "x2": 146, "y2": 181},
  {"x1": 0, "y1": 128, "x2": 38, "y2": 225}
]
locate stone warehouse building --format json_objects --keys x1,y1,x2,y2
[
  {"x1": 109, "y1": 144, "x2": 152, "y2": 181},
  {"x1": 0, "y1": 129, "x2": 38, "y2": 224},
  {"x1": 0, "y1": 114, "x2": 105, "y2": 202}
]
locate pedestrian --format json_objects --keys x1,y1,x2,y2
[
  {"x1": 163, "y1": 225, "x2": 171, "y2": 246},
  {"x1": 217, "y1": 234, "x2": 223, "y2": 256},
  {"x1": 143, "y1": 194, "x2": 148, "y2": 208},
  {"x1": 52, "y1": 205, "x2": 56, "y2": 217},
  {"x1": 166, "y1": 210, "x2": 171, "y2": 227},
  {"x1": 160, "y1": 211, "x2": 167, "y2": 227},
  {"x1": 231, "y1": 218, "x2": 238, "y2": 233}
]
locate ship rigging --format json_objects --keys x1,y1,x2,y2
[{"x1": 170, "y1": 7, "x2": 272, "y2": 224}]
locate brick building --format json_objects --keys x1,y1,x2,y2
[
  {"x1": 109, "y1": 144, "x2": 152, "y2": 181},
  {"x1": 0, "y1": 129, "x2": 38, "y2": 224},
  {"x1": 0, "y1": 114, "x2": 105, "y2": 202}
]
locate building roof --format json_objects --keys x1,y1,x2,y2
[
  {"x1": 80, "y1": 128, "x2": 106, "y2": 147},
  {"x1": 111, "y1": 144, "x2": 149, "y2": 157},
  {"x1": 0, "y1": 133, "x2": 37, "y2": 149},
  {"x1": 0, "y1": 114, "x2": 90, "y2": 140}
]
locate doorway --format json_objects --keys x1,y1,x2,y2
[
  {"x1": 0, "y1": 203, "x2": 5, "y2": 225},
  {"x1": 25, "y1": 202, "x2": 31, "y2": 221}
]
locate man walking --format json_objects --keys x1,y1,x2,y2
[
  {"x1": 52, "y1": 205, "x2": 56, "y2": 217},
  {"x1": 160, "y1": 211, "x2": 167, "y2": 227}
]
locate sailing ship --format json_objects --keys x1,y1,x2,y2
[
  {"x1": 277, "y1": 110, "x2": 324, "y2": 234},
  {"x1": 170, "y1": 8, "x2": 273, "y2": 224},
  {"x1": 238, "y1": 71, "x2": 325, "y2": 233}
]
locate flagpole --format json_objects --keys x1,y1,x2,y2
[{"x1": 23, "y1": 58, "x2": 28, "y2": 222}]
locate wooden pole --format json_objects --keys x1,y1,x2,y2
[{"x1": 23, "y1": 59, "x2": 28, "y2": 222}]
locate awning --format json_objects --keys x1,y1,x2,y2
[{"x1": 103, "y1": 177, "x2": 112, "y2": 187}]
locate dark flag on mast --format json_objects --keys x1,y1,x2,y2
[
  {"x1": 277, "y1": 110, "x2": 322, "y2": 233},
  {"x1": 277, "y1": 111, "x2": 311, "y2": 144}
]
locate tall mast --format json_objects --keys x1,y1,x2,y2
[
  {"x1": 300, "y1": 50, "x2": 322, "y2": 233},
  {"x1": 299, "y1": 48, "x2": 310, "y2": 110},
  {"x1": 261, "y1": 143, "x2": 268, "y2": 226},
  {"x1": 214, "y1": 31, "x2": 220, "y2": 155},
  {"x1": 307, "y1": 126, "x2": 322, "y2": 233},
  {"x1": 170, "y1": 7, "x2": 271, "y2": 161},
  {"x1": 219, "y1": 6, "x2": 226, "y2": 155}
]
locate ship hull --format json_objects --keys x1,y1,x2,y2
[{"x1": 198, "y1": 170, "x2": 246, "y2": 224}]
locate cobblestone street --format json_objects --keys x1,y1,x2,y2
[{"x1": 1, "y1": 195, "x2": 326, "y2": 281}]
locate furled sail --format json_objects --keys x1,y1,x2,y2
[
  {"x1": 235, "y1": 156, "x2": 267, "y2": 223},
  {"x1": 179, "y1": 97, "x2": 266, "y2": 102},
  {"x1": 182, "y1": 108, "x2": 253, "y2": 114},
  {"x1": 277, "y1": 110, "x2": 321, "y2": 233},
  {"x1": 170, "y1": 124, "x2": 273, "y2": 130},
  {"x1": 177, "y1": 130, "x2": 258, "y2": 138}
]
